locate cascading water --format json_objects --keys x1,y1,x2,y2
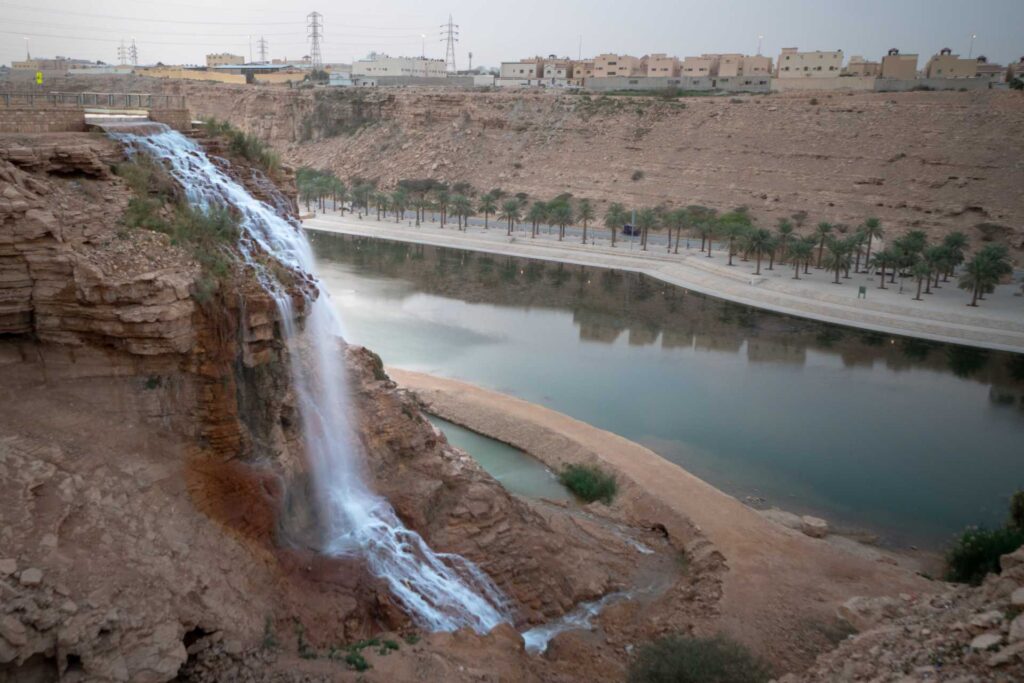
[{"x1": 110, "y1": 122, "x2": 508, "y2": 633}]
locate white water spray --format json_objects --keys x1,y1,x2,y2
[{"x1": 111, "y1": 123, "x2": 508, "y2": 633}]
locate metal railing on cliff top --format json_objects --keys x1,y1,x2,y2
[{"x1": 0, "y1": 92, "x2": 187, "y2": 109}]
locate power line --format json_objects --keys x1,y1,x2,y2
[
  {"x1": 307, "y1": 11, "x2": 323, "y2": 67},
  {"x1": 440, "y1": 14, "x2": 458, "y2": 72},
  {"x1": 0, "y1": 1, "x2": 306, "y2": 25}
]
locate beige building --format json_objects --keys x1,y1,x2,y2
[
  {"x1": 572, "y1": 60, "x2": 595, "y2": 85},
  {"x1": 593, "y1": 53, "x2": 643, "y2": 78},
  {"x1": 543, "y1": 59, "x2": 574, "y2": 80},
  {"x1": 646, "y1": 53, "x2": 680, "y2": 77},
  {"x1": 974, "y1": 57, "x2": 1006, "y2": 84},
  {"x1": 741, "y1": 55, "x2": 773, "y2": 76},
  {"x1": 500, "y1": 58, "x2": 544, "y2": 79},
  {"x1": 845, "y1": 56, "x2": 880, "y2": 77},
  {"x1": 206, "y1": 53, "x2": 245, "y2": 68},
  {"x1": 776, "y1": 48, "x2": 843, "y2": 78},
  {"x1": 681, "y1": 56, "x2": 713, "y2": 77},
  {"x1": 698, "y1": 53, "x2": 773, "y2": 77},
  {"x1": 880, "y1": 49, "x2": 918, "y2": 79},
  {"x1": 924, "y1": 49, "x2": 978, "y2": 78},
  {"x1": 709, "y1": 53, "x2": 743, "y2": 77}
]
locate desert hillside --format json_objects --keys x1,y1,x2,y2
[{"x1": 149, "y1": 82, "x2": 1024, "y2": 254}]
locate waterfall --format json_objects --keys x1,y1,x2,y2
[{"x1": 110, "y1": 123, "x2": 508, "y2": 633}]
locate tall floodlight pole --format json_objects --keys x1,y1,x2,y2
[
  {"x1": 757, "y1": 35, "x2": 764, "y2": 56},
  {"x1": 969, "y1": 33, "x2": 977, "y2": 58},
  {"x1": 421, "y1": 34, "x2": 426, "y2": 58},
  {"x1": 440, "y1": 14, "x2": 459, "y2": 73},
  {"x1": 307, "y1": 12, "x2": 324, "y2": 67},
  {"x1": 468, "y1": 51, "x2": 473, "y2": 71},
  {"x1": 24, "y1": 37, "x2": 30, "y2": 60}
]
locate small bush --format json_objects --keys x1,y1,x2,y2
[
  {"x1": 945, "y1": 526, "x2": 1024, "y2": 585},
  {"x1": 628, "y1": 634, "x2": 771, "y2": 683},
  {"x1": 631, "y1": 170, "x2": 645, "y2": 181},
  {"x1": 344, "y1": 651, "x2": 369, "y2": 672},
  {"x1": 559, "y1": 464, "x2": 617, "y2": 504},
  {"x1": 1010, "y1": 490, "x2": 1024, "y2": 529},
  {"x1": 202, "y1": 118, "x2": 280, "y2": 176},
  {"x1": 809, "y1": 97, "x2": 819, "y2": 105},
  {"x1": 403, "y1": 633, "x2": 420, "y2": 645}
]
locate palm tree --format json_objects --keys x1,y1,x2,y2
[
  {"x1": 527, "y1": 201, "x2": 547, "y2": 238},
  {"x1": 775, "y1": 219, "x2": 795, "y2": 264},
  {"x1": 500, "y1": 199, "x2": 521, "y2": 236},
  {"x1": 959, "y1": 244, "x2": 1012, "y2": 305},
  {"x1": 800, "y1": 236, "x2": 817, "y2": 273},
  {"x1": 872, "y1": 248, "x2": 897, "y2": 289},
  {"x1": 823, "y1": 238, "x2": 851, "y2": 284},
  {"x1": 434, "y1": 188, "x2": 451, "y2": 228},
  {"x1": 372, "y1": 192, "x2": 388, "y2": 221},
  {"x1": 700, "y1": 219, "x2": 718, "y2": 258},
  {"x1": 604, "y1": 203, "x2": 625, "y2": 248},
  {"x1": 942, "y1": 231, "x2": 969, "y2": 280},
  {"x1": 577, "y1": 199, "x2": 595, "y2": 244},
  {"x1": 390, "y1": 189, "x2": 408, "y2": 223},
  {"x1": 548, "y1": 201, "x2": 573, "y2": 241},
  {"x1": 923, "y1": 245, "x2": 948, "y2": 294},
  {"x1": 412, "y1": 195, "x2": 430, "y2": 226},
  {"x1": 477, "y1": 193, "x2": 497, "y2": 229},
  {"x1": 718, "y1": 212, "x2": 751, "y2": 266},
  {"x1": 862, "y1": 217, "x2": 883, "y2": 272},
  {"x1": 789, "y1": 240, "x2": 813, "y2": 280},
  {"x1": 814, "y1": 221, "x2": 832, "y2": 269},
  {"x1": 451, "y1": 194, "x2": 473, "y2": 230},
  {"x1": 746, "y1": 228, "x2": 773, "y2": 275},
  {"x1": 636, "y1": 208, "x2": 658, "y2": 251},
  {"x1": 912, "y1": 261, "x2": 930, "y2": 301},
  {"x1": 665, "y1": 208, "x2": 688, "y2": 254}
]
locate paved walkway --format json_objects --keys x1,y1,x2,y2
[{"x1": 303, "y1": 211, "x2": 1024, "y2": 353}]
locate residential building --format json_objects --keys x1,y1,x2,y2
[
  {"x1": 680, "y1": 56, "x2": 713, "y2": 77},
  {"x1": 974, "y1": 57, "x2": 1006, "y2": 84},
  {"x1": 542, "y1": 58, "x2": 574, "y2": 80},
  {"x1": 593, "y1": 53, "x2": 643, "y2": 78},
  {"x1": 776, "y1": 48, "x2": 843, "y2": 78},
  {"x1": 206, "y1": 53, "x2": 244, "y2": 68},
  {"x1": 924, "y1": 48, "x2": 978, "y2": 79},
  {"x1": 646, "y1": 53, "x2": 680, "y2": 77},
  {"x1": 571, "y1": 60, "x2": 595, "y2": 85},
  {"x1": 880, "y1": 49, "x2": 918, "y2": 79},
  {"x1": 741, "y1": 55, "x2": 773, "y2": 76},
  {"x1": 845, "y1": 55, "x2": 880, "y2": 77},
  {"x1": 709, "y1": 53, "x2": 743, "y2": 77},
  {"x1": 12, "y1": 56, "x2": 92, "y2": 71},
  {"x1": 352, "y1": 55, "x2": 446, "y2": 78},
  {"x1": 500, "y1": 58, "x2": 544, "y2": 79}
]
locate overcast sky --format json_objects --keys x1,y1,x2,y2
[{"x1": 1, "y1": 0, "x2": 1020, "y2": 69}]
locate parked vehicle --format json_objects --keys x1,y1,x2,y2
[{"x1": 622, "y1": 224, "x2": 640, "y2": 236}]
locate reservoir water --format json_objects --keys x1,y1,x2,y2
[{"x1": 310, "y1": 232, "x2": 1024, "y2": 547}]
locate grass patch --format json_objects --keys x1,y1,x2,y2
[
  {"x1": 628, "y1": 634, "x2": 771, "y2": 683},
  {"x1": 559, "y1": 464, "x2": 617, "y2": 504},
  {"x1": 945, "y1": 525, "x2": 1024, "y2": 585},
  {"x1": 202, "y1": 117, "x2": 280, "y2": 176},
  {"x1": 344, "y1": 651, "x2": 369, "y2": 671}
]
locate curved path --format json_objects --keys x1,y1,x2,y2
[
  {"x1": 390, "y1": 368, "x2": 934, "y2": 670},
  {"x1": 304, "y1": 213, "x2": 1024, "y2": 353}
]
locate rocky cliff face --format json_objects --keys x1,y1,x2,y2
[{"x1": 0, "y1": 131, "x2": 717, "y2": 682}]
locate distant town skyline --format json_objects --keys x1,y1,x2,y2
[{"x1": 1, "y1": 0, "x2": 1020, "y2": 69}]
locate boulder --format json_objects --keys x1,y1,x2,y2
[
  {"x1": 1011, "y1": 587, "x2": 1024, "y2": 608},
  {"x1": 18, "y1": 567, "x2": 42, "y2": 586},
  {"x1": 970, "y1": 632, "x2": 1003, "y2": 651},
  {"x1": 800, "y1": 515, "x2": 829, "y2": 539}
]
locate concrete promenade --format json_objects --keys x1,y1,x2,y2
[{"x1": 303, "y1": 211, "x2": 1024, "y2": 353}]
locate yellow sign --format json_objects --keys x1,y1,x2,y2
[{"x1": 35, "y1": 71, "x2": 43, "y2": 85}]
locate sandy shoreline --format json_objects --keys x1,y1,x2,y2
[{"x1": 388, "y1": 367, "x2": 939, "y2": 659}]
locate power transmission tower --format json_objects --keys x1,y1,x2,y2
[
  {"x1": 307, "y1": 12, "x2": 324, "y2": 67},
  {"x1": 257, "y1": 36, "x2": 269, "y2": 64},
  {"x1": 129, "y1": 39, "x2": 138, "y2": 66},
  {"x1": 440, "y1": 14, "x2": 459, "y2": 72},
  {"x1": 117, "y1": 40, "x2": 127, "y2": 65}
]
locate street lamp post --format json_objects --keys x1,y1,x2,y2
[{"x1": 968, "y1": 33, "x2": 977, "y2": 58}]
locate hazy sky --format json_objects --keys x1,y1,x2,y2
[{"x1": 1, "y1": 0, "x2": 1020, "y2": 69}]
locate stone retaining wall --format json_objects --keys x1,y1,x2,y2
[
  {"x1": 148, "y1": 108, "x2": 192, "y2": 131},
  {"x1": 0, "y1": 106, "x2": 86, "y2": 133}
]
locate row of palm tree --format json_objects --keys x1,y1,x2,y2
[{"x1": 299, "y1": 169, "x2": 1014, "y2": 306}]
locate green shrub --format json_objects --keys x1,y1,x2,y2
[
  {"x1": 628, "y1": 635, "x2": 770, "y2": 683},
  {"x1": 631, "y1": 170, "x2": 645, "y2": 181},
  {"x1": 344, "y1": 651, "x2": 369, "y2": 671},
  {"x1": 1010, "y1": 490, "x2": 1024, "y2": 529},
  {"x1": 945, "y1": 526, "x2": 1024, "y2": 585},
  {"x1": 202, "y1": 118, "x2": 280, "y2": 175},
  {"x1": 559, "y1": 464, "x2": 617, "y2": 504}
]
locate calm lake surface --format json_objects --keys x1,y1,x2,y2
[{"x1": 310, "y1": 232, "x2": 1024, "y2": 547}]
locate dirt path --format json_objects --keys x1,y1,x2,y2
[{"x1": 389, "y1": 367, "x2": 937, "y2": 668}]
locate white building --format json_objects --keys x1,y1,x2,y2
[
  {"x1": 351, "y1": 55, "x2": 446, "y2": 78},
  {"x1": 776, "y1": 48, "x2": 844, "y2": 78}
]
